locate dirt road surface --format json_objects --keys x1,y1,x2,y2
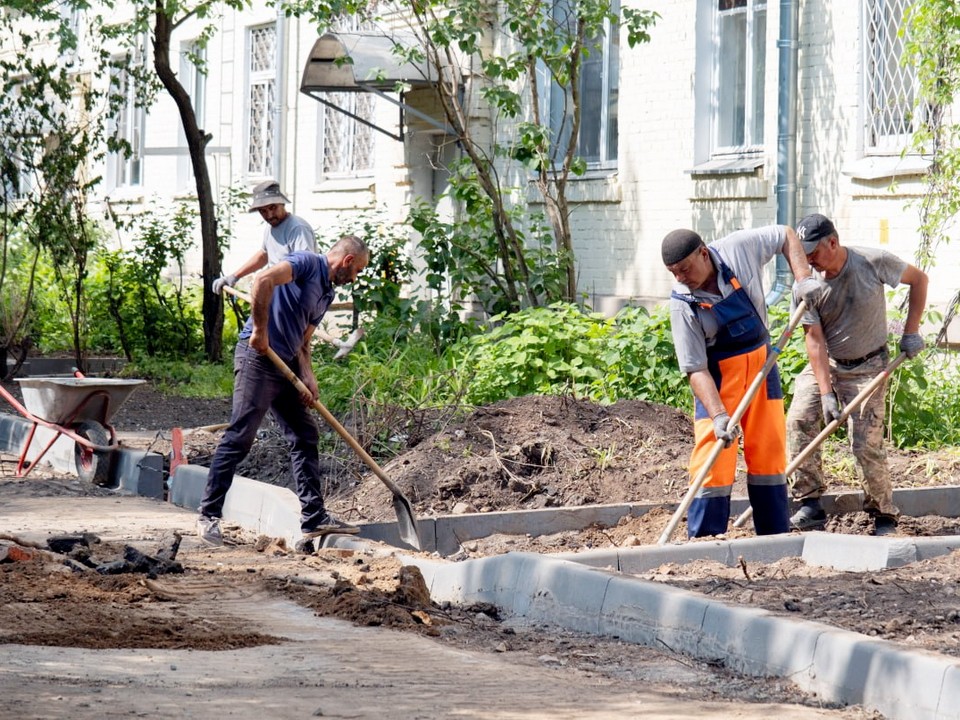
[{"x1": 0, "y1": 475, "x2": 883, "y2": 720}]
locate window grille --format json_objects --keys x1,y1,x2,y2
[
  {"x1": 318, "y1": 15, "x2": 376, "y2": 179},
  {"x1": 322, "y1": 91, "x2": 375, "y2": 175},
  {"x1": 862, "y1": 0, "x2": 917, "y2": 153},
  {"x1": 247, "y1": 24, "x2": 277, "y2": 176}
]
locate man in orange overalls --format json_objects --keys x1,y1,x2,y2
[{"x1": 662, "y1": 226, "x2": 819, "y2": 538}]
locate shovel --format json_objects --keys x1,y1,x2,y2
[
  {"x1": 731, "y1": 351, "x2": 907, "y2": 529},
  {"x1": 657, "y1": 301, "x2": 808, "y2": 546},
  {"x1": 223, "y1": 286, "x2": 422, "y2": 550}
]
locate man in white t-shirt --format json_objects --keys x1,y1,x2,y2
[
  {"x1": 786, "y1": 213, "x2": 928, "y2": 533},
  {"x1": 213, "y1": 180, "x2": 317, "y2": 294}
]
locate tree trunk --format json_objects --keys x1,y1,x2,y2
[{"x1": 151, "y1": 3, "x2": 223, "y2": 361}]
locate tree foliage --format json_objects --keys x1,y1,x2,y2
[
  {"x1": 902, "y1": 0, "x2": 960, "y2": 270},
  {"x1": 0, "y1": 1, "x2": 129, "y2": 374},
  {"x1": 282, "y1": 0, "x2": 658, "y2": 317}
]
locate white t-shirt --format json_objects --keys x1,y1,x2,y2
[
  {"x1": 669, "y1": 225, "x2": 785, "y2": 373},
  {"x1": 262, "y1": 213, "x2": 317, "y2": 266}
]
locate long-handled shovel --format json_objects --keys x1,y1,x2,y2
[
  {"x1": 731, "y1": 351, "x2": 907, "y2": 529},
  {"x1": 657, "y1": 301, "x2": 808, "y2": 546},
  {"x1": 223, "y1": 286, "x2": 422, "y2": 550}
]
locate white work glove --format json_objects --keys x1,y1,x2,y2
[
  {"x1": 792, "y1": 276, "x2": 824, "y2": 307},
  {"x1": 333, "y1": 327, "x2": 365, "y2": 361},
  {"x1": 212, "y1": 274, "x2": 238, "y2": 295},
  {"x1": 820, "y1": 392, "x2": 842, "y2": 425},
  {"x1": 711, "y1": 412, "x2": 740, "y2": 448},
  {"x1": 899, "y1": 332, "x2": 924, "y2": 359}
]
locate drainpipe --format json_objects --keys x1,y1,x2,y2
[
  {"x1": 767, "y1": 0, "x2": 800, "y2": 306},
  {"x1": 273, "y1": 7, "x2": 286, "y2": 184}
]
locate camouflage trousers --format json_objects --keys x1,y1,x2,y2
[{"x1": 786, "y1": 351, "x2": 899, "y2": 517}]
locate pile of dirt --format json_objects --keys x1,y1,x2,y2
[{"x1": 340, "y1": 394, "x2": 694, "y2": 521}]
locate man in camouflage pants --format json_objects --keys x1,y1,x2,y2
[{"x1": 787, "y1": 214, "x2": 928, "y2": 533}]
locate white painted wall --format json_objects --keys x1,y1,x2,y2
[{"x1": 5, "y1": 0, "x2": 958, "y2": 340}]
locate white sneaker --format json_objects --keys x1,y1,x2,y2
[{"x1": 197, "y1": 515, "x2": 223, "y2": 547}]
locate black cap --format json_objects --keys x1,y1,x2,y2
[
  {"x1": 796, "y1": 213, "x2": 837, "y2": 253},
  {"x1": 661, "y1": 229, "x2": 705, "y2": 265}
]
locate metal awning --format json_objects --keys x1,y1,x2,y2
[{"x1": 300, "y1": 32, "x2": 446, "y2": 141}]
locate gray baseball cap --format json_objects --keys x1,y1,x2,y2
[{"x1": 248, "y1": 180, "x2": 291, "y2": 212}]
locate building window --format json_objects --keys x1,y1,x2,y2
[
  {"x1": 862, "y1": 0, "x2": 916, "y2": 154},
  {"x1": 713, "y1": 0, "x2": 765, "y2": 153},
  {"x1": 318, "y1": 17, "x2": 375, "y2": 179},
  {"x1": 320, "y1": 92, "x2": 375, "y2": 177},
  {"x1": 548, "y1": 0, "x2": 620, "y2": 169},
  {"x1": 246, "y1": 23, "x2": 277, "y2": 177},
  {"x1": 178, "y1": 41, "x2": 206, "y2": 187},
  {"x1": 107, "y1": 59, "x2": 144, "y2": 188}
]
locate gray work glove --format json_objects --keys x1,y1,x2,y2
[
  {"x1": 899, "y1": 332, "x2": 924, "y2": 359},
  {"x1": 792, "y1": 276, "x2": 824, "y2": 307},
  {"x1": 212, "y1": 274, "x2": 238, "y2": 295},
  {"x1": 711, "y1": 412, "x2": 740, "y2": 448},
  {"x1": 820, "y1": 392, "x2": 842, "y2": 425}
]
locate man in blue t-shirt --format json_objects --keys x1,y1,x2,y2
[{"x1": 197, "y1": 235, "x2": 369, "y2": 551}]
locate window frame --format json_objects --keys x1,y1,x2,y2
[
  {"x1": 177, "y1": 40, "x2": 206, "y2": 188},
  {"x1": 544, "y1": 0, "x2": 621, "y2": 172},
  {"x1": 710, "y1": 0, "x2": 767, "y2": 157},
  {"x1": 107, "y1": 57, "x2": 145, "y2": 189},
  {"x1": 245, "y1": 22, "x2": 278, "y2": 179},
  {"x1": 860, "y1": 0, "x2": 918, "y2": 156}
]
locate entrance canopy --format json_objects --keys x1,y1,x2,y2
[{"x1": 300, "y1": 32, "x2": 446, "y2": 141}]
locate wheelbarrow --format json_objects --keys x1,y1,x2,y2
[{"x1": 0, "y1": 373, "x2": 144, "y2": 486}]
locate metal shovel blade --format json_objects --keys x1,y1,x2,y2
[{"x1": 265, "y1": 346, "x2": 422, "y2": 550}]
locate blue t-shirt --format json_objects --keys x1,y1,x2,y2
[{"x1": 239, "y1": 251, "x2": 334, "y2": 362}]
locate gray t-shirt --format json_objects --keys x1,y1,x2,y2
[
  {"x1": 670, "y1": 225, "x2": 785, "y2": 373},
  {"x1": 801, "y1": 246, "x2": 906, "y2": 361},
  {"x1": 262, "y1": 213, "x2": 317, "y2": 266}
]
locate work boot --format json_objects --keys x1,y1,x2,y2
[
  {"x1": 867, "y1": 508, "x2": 899, "y2": 536},
  {"x1": 789, "y1": 500, "x2": 826, "y2": 531},
  {"x1": 196, "y1": 515, "x2": 223, "y2": 547},
  {"x1": 873, "y1": 515, "x2": 898, "y2": 536}
]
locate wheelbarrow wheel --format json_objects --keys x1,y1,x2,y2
[{"x1": 73, "y1": 420, "x2": 113, "y2": 487}]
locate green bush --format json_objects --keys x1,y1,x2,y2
[
  {"x1": 455, "y1": 302, "x2": 690, "y2": 408},
  {"x1": 888, "y1": 349, "x2": 960, "y2": 448}
]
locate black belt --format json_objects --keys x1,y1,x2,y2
[{"x1": 834, "y1": 346, "x2": 886, "y2": 368}]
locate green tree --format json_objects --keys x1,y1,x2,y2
[
  {"x1": 0, "y1": 1, "x2": 128, "y2": 373},
  {"x1": 104, "y1": 0, "x2": 254, "y2": 362},
  {"x1": 902, "y1": 0, "x2": 960, "y2": 270},
  {"x1": 282, "y1": 0, "x2": 658, "y2": 316}
]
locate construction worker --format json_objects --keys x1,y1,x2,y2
[
  {"x1": 786, "y1": 213, "x2": 928, "y2": 533},
  {"x1": 662, "y1": 225, "x2": 820, "y2": 538},
  {"x1": 212, "y1": 179, "x2": 317, "y2": 294},
  {"x1": 197, "y1": 235, "x2": 370, "y2": 551}
]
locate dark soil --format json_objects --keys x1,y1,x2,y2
[{"x1": 1, "y1": 376, "x2": 958, "y2": 714}]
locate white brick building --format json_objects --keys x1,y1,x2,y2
[{"x1": 6, "y1": 0, "x2": 959, "y2": 339}]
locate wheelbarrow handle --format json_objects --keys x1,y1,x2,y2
[
  {"x1": 732, "y1": 351, "x2": 907, "y2": 528},
  {"x1": 657, "y1": 301, "x2": 808, "y2": 546}
]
